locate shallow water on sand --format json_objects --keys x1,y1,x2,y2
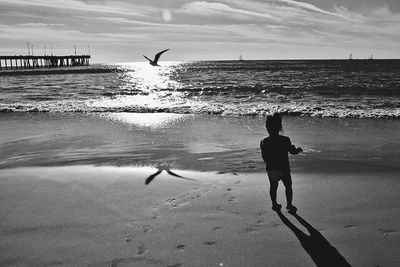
[{"x1": 1, "y1": 113, "x2": 399, "y2": 173}]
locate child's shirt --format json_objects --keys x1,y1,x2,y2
[{"x1": 260, "y1": 135, "x2": 298, "y2": 172}]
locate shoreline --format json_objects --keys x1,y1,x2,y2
[{"x1": 1, "y1": 112, "x2": 399, "y2": 173}]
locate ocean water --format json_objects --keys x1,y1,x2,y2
[
  {"x1": 1, "y1": 60, "x2": 400, "y2": 118},
  {"x1": 1, "y1": 60, "x2": 400, "y2": 172}
]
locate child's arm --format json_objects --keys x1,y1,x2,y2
[
  {"x1": 287, "y1": 138, "x2": 302, "y2": 155},
  {"x1": 289, "y1": 145, "x2": 302, "y2": 155},
  {"x1": 260, "y1": 140, "x2": 267, "y2": 162},
  {"x1": 289, "y1": 145, "x2": 303, "y2": 155}
]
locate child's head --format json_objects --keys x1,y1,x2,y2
[{"x1": 265, "y1": 113, "x2": 283, "y2": 134}]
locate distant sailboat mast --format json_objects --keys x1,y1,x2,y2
[
  {"x1": 239, "y1": 54, "x2": 243, "y2": 61},
  {"x1": 349, "y1": 53, "x2": 353, "y2": 60}
]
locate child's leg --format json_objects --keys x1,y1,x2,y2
[
  {"x1": 268, "y1": 178, "x2": 279, "y2": 207},
  {"x1": 282, "y1": 174, "x2": 293, "y2": 207}
]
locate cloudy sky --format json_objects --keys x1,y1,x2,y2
[{"x1": 0, "y1": 0, "x2": 399, "y2": 63}]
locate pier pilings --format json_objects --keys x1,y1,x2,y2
[{"x1": 0, "y1": 55, "x2": 90, "y2": 70}]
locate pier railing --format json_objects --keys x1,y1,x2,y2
[{"x1": 0, "y1": 55, "x2": 90, "y2": 70}]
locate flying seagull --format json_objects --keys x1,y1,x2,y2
[{"x1": 143, "y1": 49, "x2": 169, "y2": 66}]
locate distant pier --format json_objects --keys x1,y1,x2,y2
[{"x1": 0, "y1": 55, "x2": 90, "y2": 70}]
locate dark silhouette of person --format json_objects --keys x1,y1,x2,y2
[
  {"x1": 276, "y1": 210, "x2": 352, "y2": 267},
  {"x1": 260, "y1": 113, "x2": 302, "y2": 212}
]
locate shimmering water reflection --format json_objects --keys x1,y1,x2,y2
[
  {"x1": 86, "y1": 62, "x2": 191, "y2": 112},
  {"x1": 106, "y1": 112, "x2": 189, "y2": 128},
  {"x1": 117, "y1": 61, "x2": 183, "y2": 92}
]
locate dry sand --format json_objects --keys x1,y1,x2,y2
[{"x1": 1, "y1": 165, "x2": 399, "y2": 266}]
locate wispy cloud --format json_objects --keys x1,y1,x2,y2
[
  {"x1": 0, "y1": 0, "x2": 149, "y2": 17},
  {"x1": 277, "y1": 0, "x2": 349, "y2": 19},
  {"x1": 17, "y1": 23, "x2": 64, "y2": 27},
  {"x1": 180, "y1": 1, "x2": 281, "y2": 21},
  {"x1": 0, "y1": 23, "x2": 91, "y2": 41}
]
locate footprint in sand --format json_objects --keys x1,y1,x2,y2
[
  {"x1": 176, "y1": 244, "x2": 185, "y2": 250},
  {"x1": 226, "y1": 187, "x2": 232, "y2": 191},
  {"x1": 243, "y1": 219, "x2": 267, "y2": 233},
  {"x1": 111, "y1": 258, "x2": 124, "y2": 267},
  {"x1": 255, "y1": 219, "x2": 267, "y2": 225},
  {"x1": 126, "y1": 233, "x2": 137, "y2": 242},
  {"x1": 228, "y1": 196, "x2": 237, "y2": 202},
  {"x1": 344, "y1": 224, "x2": 355, "y2": 229},
  {"x1": 244, "y1": 226, "x2": 259, "y2": 233},
  {"x1": 166, "y1": 198, "x2": 176, "y2": 203},
  {"x1": 138, "y1": 245, "x2": 147, "y2": 255},
  {"x1": 213, "y1": 226, "x2": 223, "y2": 231},
  {"x1": 190, "y1": 193, "x2": 201, "y2": 200},
  {"x1": 171, "y1": 203, "x2": 184, "y2": 209},
  {"x1": 203, "y1": 241, "x2": 216, "y2": 246},
  {"x1": 216, "y1": 206, "x2": 225, "y2": 211},
  {"x1": 142, "y1": 225, "x2": 152, "y2": 233},
  {"x1": 167, "y1": 264, "x2": 182, "y2": 267}
]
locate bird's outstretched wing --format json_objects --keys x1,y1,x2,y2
[
  {"x1": 153, "y1": 49, "x2": 169, "y2": 64},
  {"x1": 145, "y1": 170, "x2": 162, "y2": 185},
  {"x1": 143, "y1": 55, "x2": 152, "y2": 62}
]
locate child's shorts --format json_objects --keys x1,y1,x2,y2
[{"x1": 267, "y1": 170, "x2": 291, "y2": 182}]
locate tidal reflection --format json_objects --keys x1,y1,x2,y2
[{"x1": 106, "y1": 113, "x2": 188, "y2": 128}]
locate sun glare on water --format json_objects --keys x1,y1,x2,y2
[
  {"x1": 87, "y1": 61, "x2": 187, "y2": 110},
  {"x1": 92, "y1": 62, "x2": 194, "y2": 127},
  {"x1": 106, "y1": 112, "x2": 188, "y2": 128},
  {"x1": 118, "y1": 61, "x2": 182, "y2": 92}
]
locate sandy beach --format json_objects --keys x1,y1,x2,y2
[
  {"x1": 1, "y1": 166, "x2": 400, "y2": 266},
  {"x1": 1, "y1": 113, "x2": 400, "y2": 266}
]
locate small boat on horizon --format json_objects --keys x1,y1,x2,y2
[
  {"x1": 239, "y1": 55, "x2": 243, "y2": 61},
  {"x1": 349, "y1": 53, "x2": 353, "y2": 60}
]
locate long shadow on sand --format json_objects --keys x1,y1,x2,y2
[
  {"x1": 276, "y1": 210, "x2": 351, "y2": 267},
  {"x1": 145, "y1": 165, "x2": 197, "y2": 185}
]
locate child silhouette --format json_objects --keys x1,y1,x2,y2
[{"x1": 260, "y1": 113, "x2": 302, "y2": 212}]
